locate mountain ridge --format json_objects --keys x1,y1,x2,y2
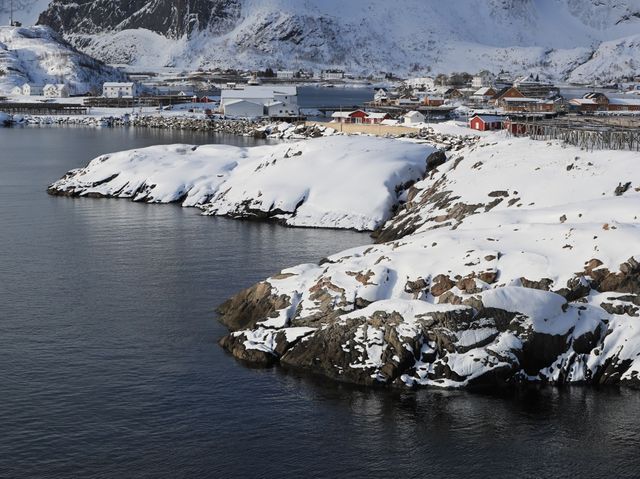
[{"x1": 3, "y1": 0, "x2": 640, "y2": 81}]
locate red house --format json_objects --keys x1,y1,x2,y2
[
  {"x1": 469, "y1": 114, "x2": 506, "y2": 131},
  {"x1": 331, "y1": 110, "x2": 391, "y2": 124}
]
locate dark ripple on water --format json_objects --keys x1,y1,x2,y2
[{"x1": 1, "y1": 126, "x2": 639, "y2": 479}]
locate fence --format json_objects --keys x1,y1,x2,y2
[
  {"x1": 0, "y1": 102, "x2": 88, "y2": 115},
  {"x1": 508, "y1": 119, "x2": 640, "y2": 151}
]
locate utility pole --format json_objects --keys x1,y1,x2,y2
[{"x1": 10, "y1": 0, "x2": 14, "y2": 26}]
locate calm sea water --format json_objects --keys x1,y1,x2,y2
[{"x1": 1, "y1": 125, "x2": 639, "y2": 479}]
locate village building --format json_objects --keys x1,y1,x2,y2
[
  {"x1": 373, "y1": 88, "x2": 391, "y2": 103},
  {"x1": 247, "y1": 72, "x2": 262, "y2": 85},
  {"x1": 469, "y1": 114, "x2": 506, "y2": 131},
  {"x1": 221, "y1": 86, "x2": 299, "y2": 118},
  {"x1": 22, "y1": 84, "x2": 44, "y2": 96},
  {"x1": 276, "y1": 70, "x2": 295, "y2": 79},
  {"x1": 493, "y1": 74, "x2": 514, "y2": 90},
  {"x1": 402, "y1": 110, "x2": 426, "y2": 124},
  {"x1": 103, "y1": 82, "x2": 137, "y2": 98},
  {"x1": 435, "y1": 87, "x2": 464, "y2": 100},
  {"x1": 10, "y1": 86, "x2": 23, "y2": 96},
  {"x1": 394, "y1": 95, "x2": 421, "y2": 106},
  {"x1": 471, "y1": 86, "x2": 497, "y2": 103},
  {"x1": 569, "y1": 92, "x2": 640, "y2": 112},
  {"x1": 321, "y1": 69, "x2": 346, "y2": 81},
  {"x1": 223, "y1": 99, "x2": 265, "y2": 118},
  {"x1": 422, "y1": 95, "x2": 445, "y2": 107},
  {"x1": 472, "y1": 71, "x2": 495, "y2": 88},
  {"x1": 43, "y1": 83, "x2": 70, "y2": 98},
  {"x1": 502, "y1": 97, "x2": 559, "y2": 113},
  {"x1": 494, "y1": 86, "x2": 525, "y2": 106},
  {"x1": 512, "y1": 74, "x2": 560, "y2": 99},
  {"x1": 331, "y1": 110, "x2": 391, "y2": 124}
]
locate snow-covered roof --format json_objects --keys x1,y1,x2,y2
[
  {"x1": 570, "y1": 98, "x2": 597, "y2": 105},
  {"x1": 221, "y1": 86, "x2": 297, "y2": 100},
  {"x1": 503, "y1": 97, "x2": 543, "y2": 103},
  {"x1": 224, "y1": 99, "x2": 264, "y2": 107},
  {"x1": 474, "y1": 87, "x2": 494, "y2": 96},
  {"x1": 404, "y1": 110, "x2": 424, "y2": 118},
  {"x1": 471, "y1": 114, "x2": 506, "y2": 122},
  {"x1": 368, "y1": 112, "x2": 389, "y2": 119},
  {"x1": 609, "y1": 97, "x2": 640, "y2": 106},
  {"x1": 331, "y1": 110, "x2": 367, "y2": 118},
  {"x1": 104, "y1": 82, "x2": 135, "y2": 87}
]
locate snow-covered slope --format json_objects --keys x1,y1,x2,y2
[
  {"x1": 33, "y1": 0, "x2": 640, "y2": 81},
  {"x1": 47, "y1": 136, "x2": 433, "y2": 231},
  {"x1": 0, "y1": 26, "x2": 124, "y2": 95},
  {"x1": 0, "y1": 0, "x2": 51, "y2": 26},
  {"x1": 215, "y1": 135, "x2": 640, "y2": 389}
]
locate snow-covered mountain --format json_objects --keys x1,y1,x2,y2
[
  {"x1": 31, "y1": 0, "x2": 640, "y2": 81},
  {"x1": 0, "y1": 26, "x2": 124, "y2": 95},
  {"x1": 3, "y1": 0, "x2": 640, "y2": 81}
]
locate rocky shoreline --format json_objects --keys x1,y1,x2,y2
[{"x1": 7, "y1": 113, "x2": 479, "y2": 147}]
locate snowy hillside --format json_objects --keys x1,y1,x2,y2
[
  {"x1": 32, "y1": 0, "x2": 640, "y2": 81},
  {"x1": 47, "y1": 136, "x2": 433, "y2": 231},
  {"x1": 0, "y1": 26, "x2": 124, "y2": 95},
  {"x1": 214, "y1": 135, "x2": 640, "y2": 389}
]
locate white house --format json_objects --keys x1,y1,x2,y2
[
  {"x1": 321, "y1": 70, "x2": 345, "y2": 81},
  {"x1": 43, "y1": 84, "x2": 70, "y2": 98},
  {"x1": 276, "y1": 70, "x2": 295, "y2": 79},
  {"x1": 103, "y1": 82, "x2": 137, "y2": 98},
  {"x1": 374, "y1": 88, "x2": 390, "y2": 103},
  {"x1": 402, "y1": 110, "x2": 426, "y2": 124},
  {"x1": 22, "y1": 84, "x2": 44, "y2": 96},
  {"x1": 221, "y1": 86, "x2": 298, "y2": 118},
  {"x1": 472, "y1": 71, "x2": 495, "y2": 88},
  {"x1": 10, "y1": 86, "x2": 23, "y2": 96},
  {"x1": 405, "y1": 77, "x2": 435, "y2": 90}
]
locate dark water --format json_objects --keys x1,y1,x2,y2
[
  {"x1": 298, "y1": 86, "x2": 373, "y2": 109},
  {"x1": 1, "y1": 127, "x2": 639, "y2": 479}
]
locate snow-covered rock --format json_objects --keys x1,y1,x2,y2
[
  {"x1": 32, "y1": 0, "x2": 640, "y2": 81},
  {"x1": 47, "y1": 136, "x2": 434, "y2": 231},
  {"x1": 217, "y1": 135, "x2": 640, "y2": 389},
  {"x1": 0, "y1": 26, "x2": 123, "y2": 95}
]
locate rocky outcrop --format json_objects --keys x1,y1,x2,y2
[
  {"x1": 218, "y1": 136, "x2": 640, "y2": 390},
  {"x1": 219, "y1": 257, "x2": 640, "y2": 389}
]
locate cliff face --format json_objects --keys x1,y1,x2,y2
[
  {"x1": 29, "y1": 0, "x2": 640, "y2": 81},
  {"x1": 36, "y1": 0, "x2": 241, "y2": 38}
]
